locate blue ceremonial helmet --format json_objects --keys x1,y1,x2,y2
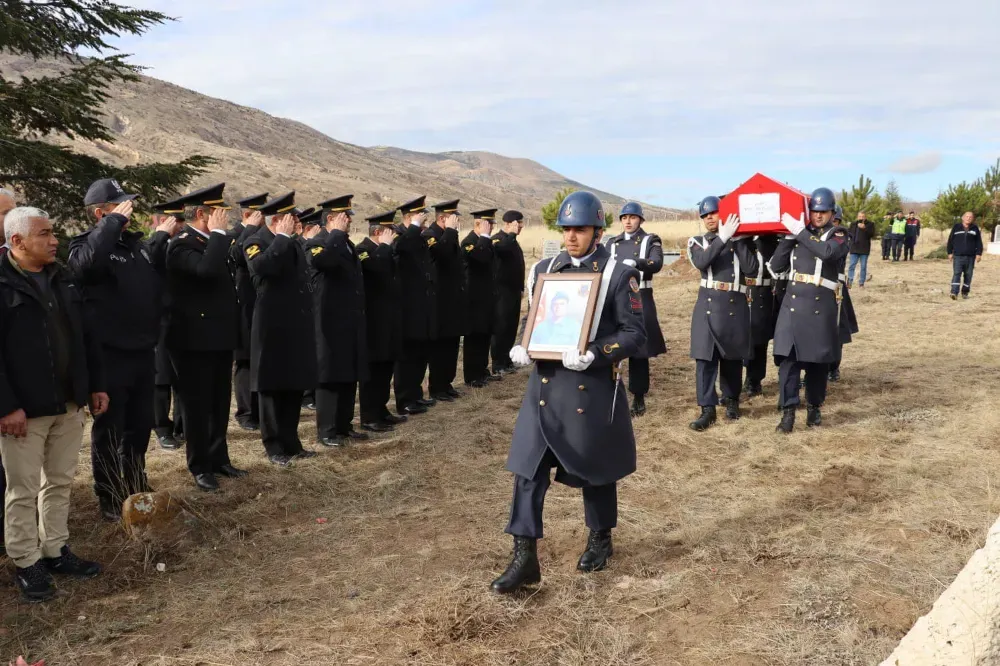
[
  {"x1": 698, "y1": 196, "x2": 721, "y2": 219},
  {"x1": 834, "y1": 205, "x2": 844, "y2": 222},
  {"x1": 619, "y1": 201, "x2": 644, "y2": 220},
  {"x1": 809, "y1": 187, "x2": 837, "y2": 212},
  {"x1": 557, "y1": 191, "x2": 606, "y2": 227}
]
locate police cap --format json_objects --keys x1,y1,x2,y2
[
  {"x1": 236, "y1": 192, "x2": 269, "y2": 209},
  {"x1": 258, "y1": 191, "x2": 296, "y2": 216},
  {"x1": 318, "y1": 194, "x2": 354, "y2": 216},
  {"x1": 181, "y1": 182, "x2": 230, "y2": 210},
  {"x1": 84, "y1": 178, "x2": 138, "y2": 206},
  {"x1": 433, "y1": 199, "x2": 461, "y2": 215},
  {"x1": 398, "y1": 196, "x2": 427, "y2": 214}
]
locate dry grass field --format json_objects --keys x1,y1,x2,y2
[{"x1": 2, "y1": 234, "x2": 997, "y2": 666}]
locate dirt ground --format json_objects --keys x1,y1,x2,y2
[{"x1": 2, "y1": 248, "x2": 999, "y2": 666}]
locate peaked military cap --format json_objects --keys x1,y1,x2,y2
[
  {"x1": 236, "y1": 192, "x2": 269, "y2": 209},
  {"x1": 433, "y1": 199, "x2": 461, "y2": 215},
  {"x1": 152, "y1": 198, "x2": 186, "y2": 216},
  {"x1": 258, "y1": 191, "x2": 296, "y2": 216},
  {"x1": 318, "y1": 194, "x2": 354, "y2": 214},
  {"x1": 182, "y1": 182, "x2": 230, "y2": 210},
  {"x1": 299, "y1": 208, "x2": 322, "y2": 226},
  {"x1": 471, "y1": 208, "x2": 497, "y2": 220},
  {"x1": 295, "y1": 206, "x2": 316, "y2": 220},
  {"x1": 398, "y1": 195, "x2": 427, "y2": 214},
  {"x1": 366, "y1": 210, "x2": 398, "y2": 224},
  {"x1": 502, "y1": 210, "x2": 523, "y2": 223}
]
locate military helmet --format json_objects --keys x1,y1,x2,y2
[
  {"x1": 556, "y1": 191, "x2": 606, "y2": 228},
  {"x1": 809, "y1": 187, "x2": 837, "y2": 212},
  {"x1": 834, "y1": 205, "x2": 844, "y2": 222},
  {"x1": 619, "y1": 201, "x2": 644, "y2": 221},
  {"x1": 698, "y1": 196, "x2": 721, "y2": 219}
]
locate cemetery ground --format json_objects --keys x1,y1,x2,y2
[{"x1": 2, "y1": 237, "x2": 998, "y2": 665}]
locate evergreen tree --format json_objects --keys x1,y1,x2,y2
[
  {"x1": 928, "y1": 181, "x2": 990, "y2": 231},
  {"x1": 883, "y1": 179, "x2": 904, "y2": 217},
  {"x1": 541, "y1": 187, "x2": 576, "y2": 231},
  {"x1": 838, "y1": 174, "x2": 886, "y2": 228},
  {"x1": 0, "y1": 0, "x2": 213, "y2": 227}
]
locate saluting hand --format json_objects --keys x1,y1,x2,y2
[
  {"x1": 377, "y1": 227, "x2": 396, "y2": 245},
  {"x1": 155, "y1": 216, "x2": 183, "y2": 237},
  {"x1": 111, "y1": 200, "x2": 134, "y2": 220},
  {"x1": 207, "y1": 207, "x2": 229, "y2": 232},
  {"x1": 445, "y1": 213, "x2": 460, "y2": 231},
  {"x1": 89, "y1": 392, "x2": 109, "y2": 417},
  {"x1": 329, "y1": 212, "x2": 351, "y2": 233},
  {"x1": 245, "y1": 210, "x2": 264, "y2": 227},
  {"x1": 274, "y1": 213, "x2": 296, "y2": 236}
]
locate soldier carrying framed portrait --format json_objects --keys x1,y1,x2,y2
[{"x1": 520, "y1": 273, "x2": 601, "y2": 360}]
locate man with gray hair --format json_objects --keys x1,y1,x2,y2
[{"x1": 0, "y1": 206, "x2": 109, "y2": 601}]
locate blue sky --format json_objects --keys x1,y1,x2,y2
[{"x1": 112, "y1": 0, "x2": 1000, "y2": 208}]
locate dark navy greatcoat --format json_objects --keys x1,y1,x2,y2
[
  {"x1": 748, "y1": 235, "x2": 779, "y2": 348},
  {"x1": 506, "y1": 246, "x2": 646, "y2": 488},
  {"x1": 394, "y1": 223, "x2": 436, "y2": 341},
  {"x1": 687, "y1": 234, "x2": 759, "y2": 361},
  {"x1": 304, "y1": 228, "x2": 369, "y2": 384},
  {"x1": 461, "y1": 231, "x2": 496, "y2": 335},
  {"x1": 767, "y1": 224, "x2": 852, "y2": 364},
  {"x1": 605, "y1": 227, "x2": 666, "y2": 358},
  {"x1": 243, "y1": 225, "x2": 317, "y2": 392},
  {"x1": 357, "y1": 237, "x2": 402, "y2": 363},
  {"x1": 424, "y1": 223, "x2": 466, "y2": 338}
]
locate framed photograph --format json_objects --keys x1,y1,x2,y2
[{"x1": 521, "y1": 273, "x2": 602, "y2": 360}]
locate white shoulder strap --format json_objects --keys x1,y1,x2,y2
[
  {"x1": 639, "y1": 234, "x2": 651, "y2": 260},
  {"x1": 813, "y1": 228, "x2": 834, "y2": 279},
  {"x1": 589, "y1": 259, "x2": 619, "y2": 342},
  {"x1": 526, "y1": 258, "x2": 551, "y2": 303}
]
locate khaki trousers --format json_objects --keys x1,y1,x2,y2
[{"x1": 1, "y1": 405, "x2": 85, "y2": 568}]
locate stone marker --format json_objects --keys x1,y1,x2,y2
[{"x1": 122, "y1": 491, "x2": 182, "y2": 535}]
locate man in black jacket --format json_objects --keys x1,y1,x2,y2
[
  {"x1": 847, "y1": 212, "x2": 875, "y2": 287},
  {"x1": 393, "y1": 196, "x2": 437, "y2": 415},
  {"x1": 305, "y1": 195, "x2": 370, "y2": 446},
  {"x1": 491, "y1": 210, "x2": 525, "y2": 376},
  {"x1": 243, "y1": 192, "x2": 318, "y2": 466},
  {"x1": 231, "y1": 192, "x2": 269, "y2": 430},
  {"x1": 0, "y1": 206, "x2": 108, "y2": 601},
  {"x1": 947, "y1": 211, "x2": 984, "y2": 300},
  {"x1": 426, "y1": 199, "x2": 467, "y2": 400},
  {"x1": 462, "y1": 209, "x2": 498, "y2": 387},
  {"x1": 151, "y1": 200, "x2": 185, "y2": 451},
  {"x1": 68, "y1": 179, "x2": 182, "y2": 520},
  {"x1": 358, "y1": 211, "x2": 405, "y2": 432},
  {"x1": 165, "y1": 184, "x2": 247, "y2": 491}
]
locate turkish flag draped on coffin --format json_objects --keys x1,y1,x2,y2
[{"x1": 719, "y1": 173, "x2": 810, "y2": 236}]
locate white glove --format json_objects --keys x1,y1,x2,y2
[
  {"x1": 717, "y1": 214, "x2": 739, "y2": 243},
  {"x1": 561, "y1": 349, "x2": 595, "y2": 372},
  {"x1": 622, "y1": 259, "x2": 637, "y2": 267},
  {"x1": 782, "y1": 212, "x2": 806, "y2": 236},
  {"x1": 509, "y1": 345, "x2": 531, "y2": 367}
]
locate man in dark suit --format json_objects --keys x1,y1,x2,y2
[
  {"x1": 462, "y1": 209, "x2": 498, "y2": 387},
  {"x1": 150, "y1": 200, "x2": 186, "y2": 450},
  {"x1": 304, "y1": 195, "x2": 370, "y2": 446},
  {"x1": 164, "y1": 184, "x2": 248, "y2": 491},
  {"x1": 490, "y1": 210, "x2": 525, "y2": 377},
  {"x1": 231, "y1": 192, "x2": 268, "y2": 430},
  {"x1": 425, "y1": 199, "x2": 467, "y2": 400},
  {"x1": 243, "y1": 192, "x2": 318, "y2": 466}
]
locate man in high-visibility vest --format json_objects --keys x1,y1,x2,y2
[{"x1": 890, "y1": 212, "x2": 907, "y2": 262}]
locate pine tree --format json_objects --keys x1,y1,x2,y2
[
  {"x1": 928, "y1": 181, "x2": 990, "y2": 230},
  {"x1": 883, "y1": 179, "x2": 904, "y2": 217},
  {"x1": 0, "y1": 0, "x2": 213, "y2": 227},
  {"x1": 541, "y1": 187, "x2": 576, "y2": 231}
]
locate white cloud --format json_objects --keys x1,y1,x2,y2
[{"x1": 886, "y1": 152, "x2": 944, "y2": 174}]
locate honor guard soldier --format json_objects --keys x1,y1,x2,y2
[
  {"x1": 604, "y1": 202, "x2": 666, "y2": 416},
  {"x1": 687, "y1": 197, "x2": 758, "y2": 431},
  {"x1": 358, "y1": 211, "x2": 405, "y2": 432},
  {"x1": 425, "y1": 199, "x2": 468, "y2": 399},
  {"x1": 828, "y1": 205, "x2": 858, "y2": 382},
  {"x1": 243, "y1": 192, "x2": 318, "y2": 465},
  {"x1": 743, "y1": 234, "x2": 780, "y2": 397},
  {"x1": 69, "y1": 178, "x2": 181, "y2": 520},
  {"x1": 164, "y1": 184, "x2": 248, "y2": 491},
  {"x1": 767, "y1": 187, "x2": 851, "y2": 433},
  {"x1": 393, "y1": 196, "x2": 437, "y2": 415},
  {"x1": 151, "y1": 199, "x2": 186, "y2": 450},
  {"x1": 490, "y1": 210, "x2": 526, "y2": 376},
  {"x1": 305, "y1": 195, "x2": 370, "y2": 446},
  {"x1": 462, "y1": 209, "x2": 499, "y2": 387},
  {"x1": 491, "y1": 191, "x2": 646, "y2": 595},
  {"x1": 231, "y1": 192, "x2": 268, "y2": 431}
]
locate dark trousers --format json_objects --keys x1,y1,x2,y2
[
  {"x1": 462, "y1": 333, "x2": 492, "y2": 384},
  {"x1": 428, "y1": 336, "x2": 460, "y2": 395},
  {"x1": 696, "y1": 350, "x2": 743, "y2": 406},
  {"x1": 316, "y1": 382, "x2": 357, "y2": 438},
  {"x1": 302, "y1": 389, "x2": 315, "y2": 409},
  {"x1": 91, "y1": 347, "x2": 155, "y2": 503},
  {"x1": 395, "y1": 338, "x2": 429, "y2": 409},
  {"x1": 491, "y1": 290, "x2": 522, "y2": 372},
  {"x1": 744, "y1": 343, "x2": 769, "y2": 387},
  {"x1": 891, "y1": 237, "x2": 904, "y2": 261},
  {"x1": 505, "y1": 449, "x2": 617, "y2": 539},
  {"x1": 259, "y1": 390, "x2": 305, "y2": 457},
  {"x1": 881, "y1": 236, "x2": 892, "y2": 260},
  {"x1": 360, "y1": 360, "x2": 395, "y2": 424},
  {"x1": 777, "y1": 349, "x2": 828, "y2": 408},
  {"x1": 170, "y1": 349, "x2": 233, "y2": 477},
  {"x1": 628, "y1": 357, "x2": 649, "y2": 396},
  {"x1": 904, "y1": 236, "x2": 917, "y2": 260},
  {"x1": 153, "y1": 384, "x2": 184, "y2": 439},
  {"x1": 951, "y1": 256, "x2": 976, "y2": 295},
  {"x1": 233, "y1": 359, "x2": 258, "y2": 425}
]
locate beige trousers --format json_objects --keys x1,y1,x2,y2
[{"x1": 1, "y1": 404, "x2": 85, "y2": 568}]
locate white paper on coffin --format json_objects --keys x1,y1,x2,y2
[{"x1": 737, "y1": 193, "x2": 782, "y2": 224}]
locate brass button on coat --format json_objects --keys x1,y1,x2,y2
[
  {"x1": 541, "y1": 377, "x2": 549, "y2": 384},
  {"x1": 539, "y1": 400, "x2": 546, "y2": 406},
  {"x1": 577, "y1": 408, "x2": 585, "y2": 414},
  {"x1": 578, "y1": 385, "x2": 586, "y2": 390}
]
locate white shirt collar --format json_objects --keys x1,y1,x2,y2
[
  {"x1": 570, "y1": 248, "x2": 597, "y2": 267},
  {"x1": 190, "y1": 225, "x2": 209, "y2": 239}
]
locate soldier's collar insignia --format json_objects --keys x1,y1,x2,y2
[
  {"x1": 245, "y1": 244, "x2": 261, "y2": 259},
  {"x1": 592, "y1": 261, "x2": 600, "y2": 272},
  {"x1": 310, "y1": 246, "x2": 324, "y2": 256},
  {"x1": 359, "y1": 251, "x2": 369, "y2": 261}
]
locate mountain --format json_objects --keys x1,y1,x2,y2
[{"x1": 1, "y1": 55, "x2": 680, "y2": 221}]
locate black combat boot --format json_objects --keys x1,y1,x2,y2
[
  {"x1": 828, "y1": 367, "x2": 841, "y2": 382},
  {"x1": 630, "y1": 394, "x2": 646, "y2": 417},
  {"x1": 776, "y1": 407, "x2": 796, "y2": 434},
  {"x1": 577, "y1": 529, "x2": 614, "y2": 572},
  {"x1": 689, "y1": 406, "x2": 717, "y2": 431},
  {"x1": 806, "y1": 404, "x2": 822, "y2": 427},
  {"x1": 724, "y1": 398, "x2": 741, "y2": 421},
  {"x1": 490, "y1": 536, "x2": 541, "y2": 594},
  {"x1": 746, "y1": 383, "x2": 763, "y2": 398}
]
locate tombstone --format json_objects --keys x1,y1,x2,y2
[
  {"x1": 989, "y1": 226, "x2": 1000, "y2": 255},
  {"x1": 663, "y1": 251, "x2": 682, "y2": 267},
  {"x1": 541, "y1": 239, "x2": 561, "y2": 259}
]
